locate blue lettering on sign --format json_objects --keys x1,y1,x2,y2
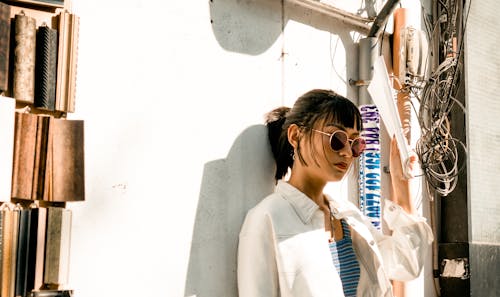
[
  {"x1": 365, "y1": 197, "x2": 380, "y2": 206},
  {"x1": 362, "y1": 118, "x2": 380, "y2": 124},
  {"x1": 365, "y1": 164, "x2": 380, "y2": 170},
  {"x1": 360, "y1": 104, "x2": 381, "y2": 230},
  {"x1": 360, "y1": 105, "x2": 378, "y2": 112},
  {"x1": 366, "y1": 211, "x2": 381, "y2": 218},
  {"x1": 366, "y1": 193, "x2": 380, "y2": 200},
  {"x1": 364, "y1": 127, "x2": 379, "y2": 133},
  {"x1": 366, "y1": 179, "x2": 380, "y2": 185},
  {"x1": 365, "y1": 153, "x2": 380, "y2": 159},
  {"x1": 365, "y1": 133, "x2": 379, "y2": 138},
  {"x1": 365, "y1": 139, "x2": 380, "y2": 145},
  {"x1": 365, "y1": 158, "x2": 380, "y2": 165}
]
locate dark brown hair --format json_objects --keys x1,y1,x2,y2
[{"x1": 265, "y1": 89, "x2": 363, "y2": 181}]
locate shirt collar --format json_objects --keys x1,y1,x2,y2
[
  {"x1": 325, "y1": 194, "x2": 361, "y2": 219},
  {"x1": 276, "y1": 180, "x2": 361, "y2": 223},
  {"x1": 276, "y1": 180, "x2": 319, "y2": 224}
]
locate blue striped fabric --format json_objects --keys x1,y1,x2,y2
[{"x1": 328, "y1": 219, "x2": 360, "y2": 297}]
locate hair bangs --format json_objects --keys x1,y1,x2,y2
[{"x1": 319, "y1": 99, "x2": 363, "y2": 131}]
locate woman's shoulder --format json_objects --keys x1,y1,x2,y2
[
  {"x1": 240, "y1": 192, "x2": 290, "y2": 234},
  {"x1": 247, "y1": 191, "x2": 289, "y2": 216}
]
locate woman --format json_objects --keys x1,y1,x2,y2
[{"x1": 237, "y1": 89, "x2": 433, "y2": 297}]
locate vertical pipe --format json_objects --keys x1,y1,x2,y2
[{"x1": 358, "y1": 38, "x2": 378, "y2": 106}]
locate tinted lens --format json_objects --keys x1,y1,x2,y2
[
  {"x1": 330, "y1": 131, "x2": 348, "y2": 151},
  {"x1": 351, "y1": 138, "x2": 366, "y2": 157}
]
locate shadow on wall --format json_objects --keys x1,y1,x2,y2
[
  {"x1": 208, "y1": 0, "x2": 283, "y2": 55},
  {"x1": 208, "y1": 0, "x2": 365, "y2": 101},
  {"x1": 184, "y1": 125, "x2": 276, "y2": 297},
  {"x1": 209, "y1": 0, "x2": 377, "y2": 56}
]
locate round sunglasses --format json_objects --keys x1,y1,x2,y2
[{"x1": 312, "y1": 129, "x2": 366, "y2": 157}]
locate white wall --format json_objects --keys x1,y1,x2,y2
[
  {"x1": 65, "y1": 1, "x2": 434, "y2": 296},
  {"x1": 465, "y1": 0, "x2": 500, "y2": 295}
]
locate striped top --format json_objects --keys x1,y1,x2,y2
[{"x1": 328, "y1": 219, "x2": 360, "y2": 297}]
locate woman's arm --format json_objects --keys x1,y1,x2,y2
[
  {"x1": 389, "y1": 136, "x2": 417, "y2": 214},
  {"x1": 375, "y1": 137, "x2": 433, "y2": 281}
]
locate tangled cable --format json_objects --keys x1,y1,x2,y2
[
  {"x1": 415, "y1": 57, "x2": 467, "y2": 197},
  {"x1": 403, "y1": 0, "x2": 470, "y2": 197}
]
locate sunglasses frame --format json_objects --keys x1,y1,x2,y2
[{"x1": 312, "y1": 129, "x2": 366, "y2": 157}]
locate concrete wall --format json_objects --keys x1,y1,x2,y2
[
  {"x1": 465, "y1": 0, "x2": 500, "y2": 296},
  {"x1": 65, "y1": 1, "x2": 434, "y2": 296}
]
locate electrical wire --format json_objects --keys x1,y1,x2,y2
[{"x1": 401, "y1": 0, "x2": 470, "y2": 197}]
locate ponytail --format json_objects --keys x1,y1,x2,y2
[{"x1": 265, "y1": 107, "x2": 293, "y2": 181}]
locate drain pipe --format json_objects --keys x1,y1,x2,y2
[
  {"x1": 358, "y1": 0, "x2": 400, "y2": 106},
  {"x1": 288, "y1": 0, "x2": 374, "y2": 34}
]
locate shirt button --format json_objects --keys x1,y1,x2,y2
[{"x1": 369, "y1": 240, "x2": 375, "y2": 246}]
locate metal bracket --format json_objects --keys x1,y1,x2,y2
[{"x1": 349, "y1": 79, "x2": 371, "y2": 86}]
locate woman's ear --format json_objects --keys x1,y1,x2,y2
[{"x1": 287, "y1": 124, "x2": 301, "y2": 149}]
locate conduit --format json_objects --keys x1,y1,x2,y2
[{"x1": 287, "y1": 0, "x2": 373, "y2": 33}]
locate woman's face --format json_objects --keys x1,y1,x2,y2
[{"x1": 298, "y1": 120, "x2": 361, "y2": 183}]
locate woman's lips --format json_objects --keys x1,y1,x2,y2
[{"x1": 334, "y1": 162, "x2": 348, "y2": 170}]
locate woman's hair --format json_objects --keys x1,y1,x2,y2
[{"x1": 265, "y1": 89, "x2": 363, "y2": 181}]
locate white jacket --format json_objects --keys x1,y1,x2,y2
[{"x1": 238, "y1": 181, "x2": 433, "y2": 297}]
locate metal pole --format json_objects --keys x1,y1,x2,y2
[
  {"x1": 368, "y1": 0, "x2": 400, "y2": 38},
  {"x1": 358, "y1": 37, "x2": 378, "y2": 105}
]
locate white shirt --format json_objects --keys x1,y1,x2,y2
[{"x1": 238, "y1": 181, "x2": 433, "y2": 297}]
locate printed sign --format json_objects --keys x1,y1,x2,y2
[{"x1": 359, "y1": 104, "x2": 381, "y2": 229}]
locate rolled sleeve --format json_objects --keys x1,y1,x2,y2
[{"x1": 378, "y1": 199, "x2": 434, "y2": 281}]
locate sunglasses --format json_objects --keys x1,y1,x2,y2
[{"x1": 312, "y1": 129, "x2": 366, "y2": 157}]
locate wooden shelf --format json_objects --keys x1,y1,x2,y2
[
  {"x1": 0, "y1": 1, "x2": 78, "y2": 294},
  {"x1": 1, "y1": 0, "x2": 69, "y2": 11},
  {"x1": 10, "y1": 197, "x2": 66, "y2": 208},
  {"x1": 15, "y1": 102, "x2": 67, "y2": 119}
]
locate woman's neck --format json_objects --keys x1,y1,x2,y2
[{"x1": 287, "y1": 174, "x2": 327, "y2": 207}]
